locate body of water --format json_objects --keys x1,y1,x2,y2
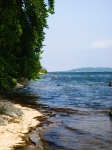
[{"x1": 16, "y1": 72, "x2": 112, "y2": 150}]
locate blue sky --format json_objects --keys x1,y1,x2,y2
[{"x1": 41, "y1": 0, "x2": 112, "y2": 71}]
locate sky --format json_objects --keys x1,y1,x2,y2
[{"x1": 41, "y1": 0, "x2": 112, "y2": 72}]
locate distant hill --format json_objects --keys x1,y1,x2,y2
[{"x1": 69, "y1": 67, "x2": 112, "y2": 72}]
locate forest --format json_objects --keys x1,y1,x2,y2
[{"x1": 0, "y1": 0, "x2": 54, "y2": 92}]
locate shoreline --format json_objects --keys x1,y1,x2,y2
[{"x1": 0, "y1": 97, "x2": 42, "y2": 150}]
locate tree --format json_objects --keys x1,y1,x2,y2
[
  {"x1": 0, "y1": 0, "x2": 54, "y2": 92},
  {"x1": 39, "y1": 67, "x2": 48, "y2": 74}
]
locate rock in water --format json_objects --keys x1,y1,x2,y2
[
  {"x1": 109, "y1": 82, "x2": 112, "y2": 86},
  {"x1": 109, "y1": 106, "x2": 112, "y2": 116}
]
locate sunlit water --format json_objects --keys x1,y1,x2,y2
[{"x1": 17, "y1": 72, "x2": 112, "y2": 150}]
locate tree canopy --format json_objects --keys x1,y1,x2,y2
[{"x1": 0, "y1": 0, "x2": 54, "y2": 92}]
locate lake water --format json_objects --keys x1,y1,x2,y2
[{"x1": 16, "y1": 72, "x2": 112, "y2": 150}]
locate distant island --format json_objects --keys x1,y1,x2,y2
[{"x1": 69, "y1": 67, "x2": 112, "y2": 72}]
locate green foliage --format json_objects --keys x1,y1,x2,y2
[
  {"x1": 39, "y1": 67, "x2": 48, "y2": 74},
  {"x1": 0, "y1": 0, "x2": 55, "y2": 92},
  {"x1": 0, "y1": 105, "x2": 6, "y2": 114}
]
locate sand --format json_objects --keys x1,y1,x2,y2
[{"x1": 0, "y1": 98, "x2": 42, "y2": 150}]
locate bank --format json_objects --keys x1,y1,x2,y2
[{"x1": 0, "y1": 96, "x2": 42, "y2": 150}]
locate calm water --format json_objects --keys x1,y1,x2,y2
[{"x1": 18, "y1": 72, "x2": 112, "y2": 150}]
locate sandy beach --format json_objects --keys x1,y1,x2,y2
[{"x1": 0, "y1": 97, "x2": 42, "y2": 150}]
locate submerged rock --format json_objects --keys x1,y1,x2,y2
[
  {"x1": 109, "y1": 106, "x2": 112, "y2": 116},
  {"x1": 109, "y1": 82, "x2": 112, "y2": 86},
  {"x1": 15, "y1": 83, "x2": 24, "y2": 89}
]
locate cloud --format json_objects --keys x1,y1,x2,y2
[{"x1": 90, "y1": 39, "x2": 112, "y2": 49}]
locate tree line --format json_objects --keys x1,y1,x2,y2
[{"x1": 0, "y1": 0, "x2": 54, "y2": 92}]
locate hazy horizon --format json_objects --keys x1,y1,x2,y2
[{"x1": 47, "y1": 67, "x2": 112, "y2": 72}]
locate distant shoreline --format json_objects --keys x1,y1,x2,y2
[
  {"x1": 48, "y1": 67, "x2": 112, "y2": 73},
  {"x1": 68, "y1": 67, "x2": 112, "y2": 72}
]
